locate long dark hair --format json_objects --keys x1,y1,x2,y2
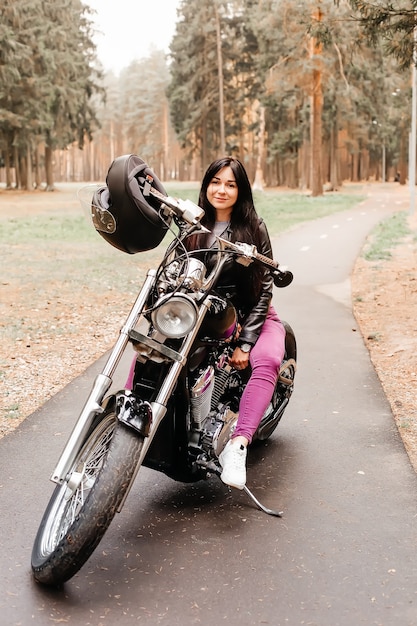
[{"x1": 186, "y1": 157, "x2": 266, "y2": 306}]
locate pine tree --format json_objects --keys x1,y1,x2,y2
[
  {"x1": 168, "y1": 0, "x2": 260, "y2": 173},
  {"x1": 346, "y1": 1, "x2": 416, "y2": 70},
  {"x1": 0, "y1": 0, "x2": 100, "y2": 189}
]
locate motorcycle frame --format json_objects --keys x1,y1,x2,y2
[
  {"x1": 46, "y1": 218, "x2": 292, "y2": 517},
  {"x1": 50, "y1": 269, "x2": 156, "y2": 484},
  {"x1": 50, "y1": 235, "x2": 283, "y2": 486},
  {"x1": 50, "y1": 269, "x2": 215, "y2": 486}
]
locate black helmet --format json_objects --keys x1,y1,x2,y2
[{"x1": 92, "y1": 154, "x2": 170, "y2": 254}]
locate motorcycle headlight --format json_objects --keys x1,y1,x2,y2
[{"x1": 152, "y1": 294, "x2": 198, "y2": 338}]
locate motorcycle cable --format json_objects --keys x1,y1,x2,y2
[{"x1": 142, "y1": 213, "x2": 200, "y2": 314}]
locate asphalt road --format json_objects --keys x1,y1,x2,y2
[{"x1": 1, "y1": 185, "x2": 416, "y2": 626}]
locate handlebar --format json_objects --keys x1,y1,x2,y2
[
  {"x1": 144, "y1": 181, "x2": 293, "y2": 288},
  {"x1": 147, "y1": 185, "x2": 207, "y2": 228},
  {"x1": 217, "y1": 238, "x2": 293, "y2": 288}
]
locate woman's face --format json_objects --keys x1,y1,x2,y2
[{"x1": 206, "y1": 166, "x2": 238, "y2": 219}]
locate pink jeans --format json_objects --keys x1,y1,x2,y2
[{"x1": 233, "y1": 305, "x2": 286, "y2": 443}]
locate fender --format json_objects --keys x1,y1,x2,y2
[{"x1": 115, "y1": 390, "x2": 152, "y2": 437}]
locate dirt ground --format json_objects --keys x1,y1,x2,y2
[
  {"x1": 1, "y1": 184, "x2": 417, "y2": 472},
  {"x1": 352, "y1": 209, "x2": 417, "y2": 469}
]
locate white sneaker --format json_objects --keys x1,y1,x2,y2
[{"x1": 218, "y1": 440, "x2": 247, "y2": 490}]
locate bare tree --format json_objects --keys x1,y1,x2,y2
[{"x1": 309, "y1": 2, "x2": 323, "y2": 197}]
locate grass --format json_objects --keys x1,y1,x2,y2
[
  {"x1": 0, "y1": 184, "x2": 367, "y2": 344},
  {"x1": 0, "y1": 186, "x2": 366, "y2": 299},
  {"x1": 0, "y1": 186, "x2": 365, "y2": 247},
  {"x1": 164, "y1": 185, "x2": 365, "y2": 237},
  {"x1": 362, "y1": 211, "x2": 411, "y2": 261},
  {"x1": 0, "y1": 183, "x2": 390, "y2": 425},
  {"x1": 253, "y1": 190, "x2": 365, "y2": 235},
  {"x1": 0, "y1": 215, "x2": 93, "y2": 243}
]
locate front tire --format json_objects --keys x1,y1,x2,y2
[{"x1": 31, "y1": 409, "x2": 144, "y2": 586}]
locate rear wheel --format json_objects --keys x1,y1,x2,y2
[
  {"x1": 255, "y1": 358, "x2": 296, "y2": 441},
  {"x1": 31, "y1": 409, "x2": 144, "y2": 586}
]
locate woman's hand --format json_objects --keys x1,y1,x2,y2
[{"x1": 229, "y1": 346, "x2": 250, "y2": 370}]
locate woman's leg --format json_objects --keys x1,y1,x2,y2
[
  {"x1": 233, "y1": 308, "x2": 286, "y2": 443},
  {"x1": 219, "y1": 308, "x2": 286, "y2": 488},
  {"x1": 125, "y1": 356, "x2": 137, "y2": 390}
]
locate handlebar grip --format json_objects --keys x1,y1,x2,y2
[
  {"x1": 254, "y1": 250, "x2": 293, "y2": 288},
  {"x1": 253, "y1": 250, "x2": 279, "y2": 270}
]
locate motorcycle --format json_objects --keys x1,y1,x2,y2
[{"x1": 31, "y1": 155, "x2": 296, "y2": 586}]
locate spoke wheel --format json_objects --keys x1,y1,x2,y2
[{"x1": 31, "y1": 409, "x2": 144, "y2": 586}]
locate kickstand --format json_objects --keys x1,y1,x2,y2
[
  {"x1": 243, "y1": 485, "x2": 283, "y2": 517},
  {"x1": 199, "y1": 458, "x2": 283, "y2": 517}
]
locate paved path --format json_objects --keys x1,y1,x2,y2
[{"x1": 1, "y1": 184, "x2": 416, "y2": 626}]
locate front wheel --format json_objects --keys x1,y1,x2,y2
[{"x1": 31, "y1": 409, "x2": 144, "y2": 586}]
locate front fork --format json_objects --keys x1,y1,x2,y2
[
  {"x1": 50, "y1": 270, "x2": 211, "y2": 486},
  {"x1": 114, "y1": 300, "x2": 213, "y2": 512},
  {"x1": 51, "y1": 270, "x2": 157, "y2": 484}
]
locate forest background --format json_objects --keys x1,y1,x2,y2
[{"x1": 1, "y1": 0, "x2": 417, "y2": 195}]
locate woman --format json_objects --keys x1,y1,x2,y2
[{"x1": 186, "y1": 157, "x2": 286, "y2": 490}]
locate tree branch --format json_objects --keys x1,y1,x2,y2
[{"x1": 333, "y1": 42, "x2": 350, "y2": 91}]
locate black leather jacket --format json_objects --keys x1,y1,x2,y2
[{"x1": 209, "y1": 218, "x2": 274, "y2": 347}]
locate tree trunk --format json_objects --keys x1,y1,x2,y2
[
  {"x1": 215, "y1": 4, "x2": 225, "y2": 156},
  {"x1": 309, "y1": 4, "x2": 323, "y2": 197},
  {"x1": 398, "y1": 125, "x2": 407, "y2": 185},
  {"x1": 201, "y1": 118, "x2": 208, "y2": 172},
  {"x1": 329, "y1": 119, "x2": 340, "y2": 190},
  {"x1": 5, "y1": 137, "x2": 12, "y2": 188},
  {"x1": 35, "y1": 143, "x2": 42, "y2": 188},
  {"x1": 162, "y1": 100, "x2": 169, "y2": 181},
  {"x1": 299, "y1": 139, "x2": 309, "y2": 190},
  {"x1": 253, "y1": 105, "x2": 266, "y2": 191},
  {"x1": 351, "y1": 150, "x2": 359, "y2": 182},
  {"x1": 110, "y1": 119, "x2": 115, "y2": 164},
  {"x1": 45, "y1": 144, "x2": 55, "y2": 191},
  {"x1": 14, "y1": 145, "x2": 21, "y2": 189},
  {"x1": 26, "y1": 143, "x2": 33, "y2": 190}
]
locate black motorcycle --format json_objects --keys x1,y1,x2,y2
[{"x1": 31, "y1": 155, "x2": 296, "y2": 586}]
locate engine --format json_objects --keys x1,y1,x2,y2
[{"x1": 189, "y1": 355, "x2": 243, "y2": 458}]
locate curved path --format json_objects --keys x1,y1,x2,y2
[{"x1": 1, "y1": 185, "x2": 416, "y2": 626}]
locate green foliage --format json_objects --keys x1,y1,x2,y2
[
  {"x1": 168, "y1": 0, "x2": 260, "y2": 163},
  {"x1": 92, "y1": 50, "x2": 174, "y2": 180},
  {"x1": 166, "y1": 0, "x2": 409, "y2": 185},
  {"x1": 119, "y1": 52, "x2": 171, "y2": 165},
  {"x1": 0, "y1": 0, "x2": 101, "y2": 181},
  {"x1": 0, "y1": 0, "x2": 414, "y2": 190},
  {"x1": 346, "y1": 1, "x2": 417, "y2": 70},
  {"x1": 255, "y1": 1, "x2": 408, "y2": 175},
  {"x1": 363, "y1": 211, "x2": 411, "y2": 260},
  {"x1": 168, "y1": 0, "x2": 218, "y2": 151}
]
